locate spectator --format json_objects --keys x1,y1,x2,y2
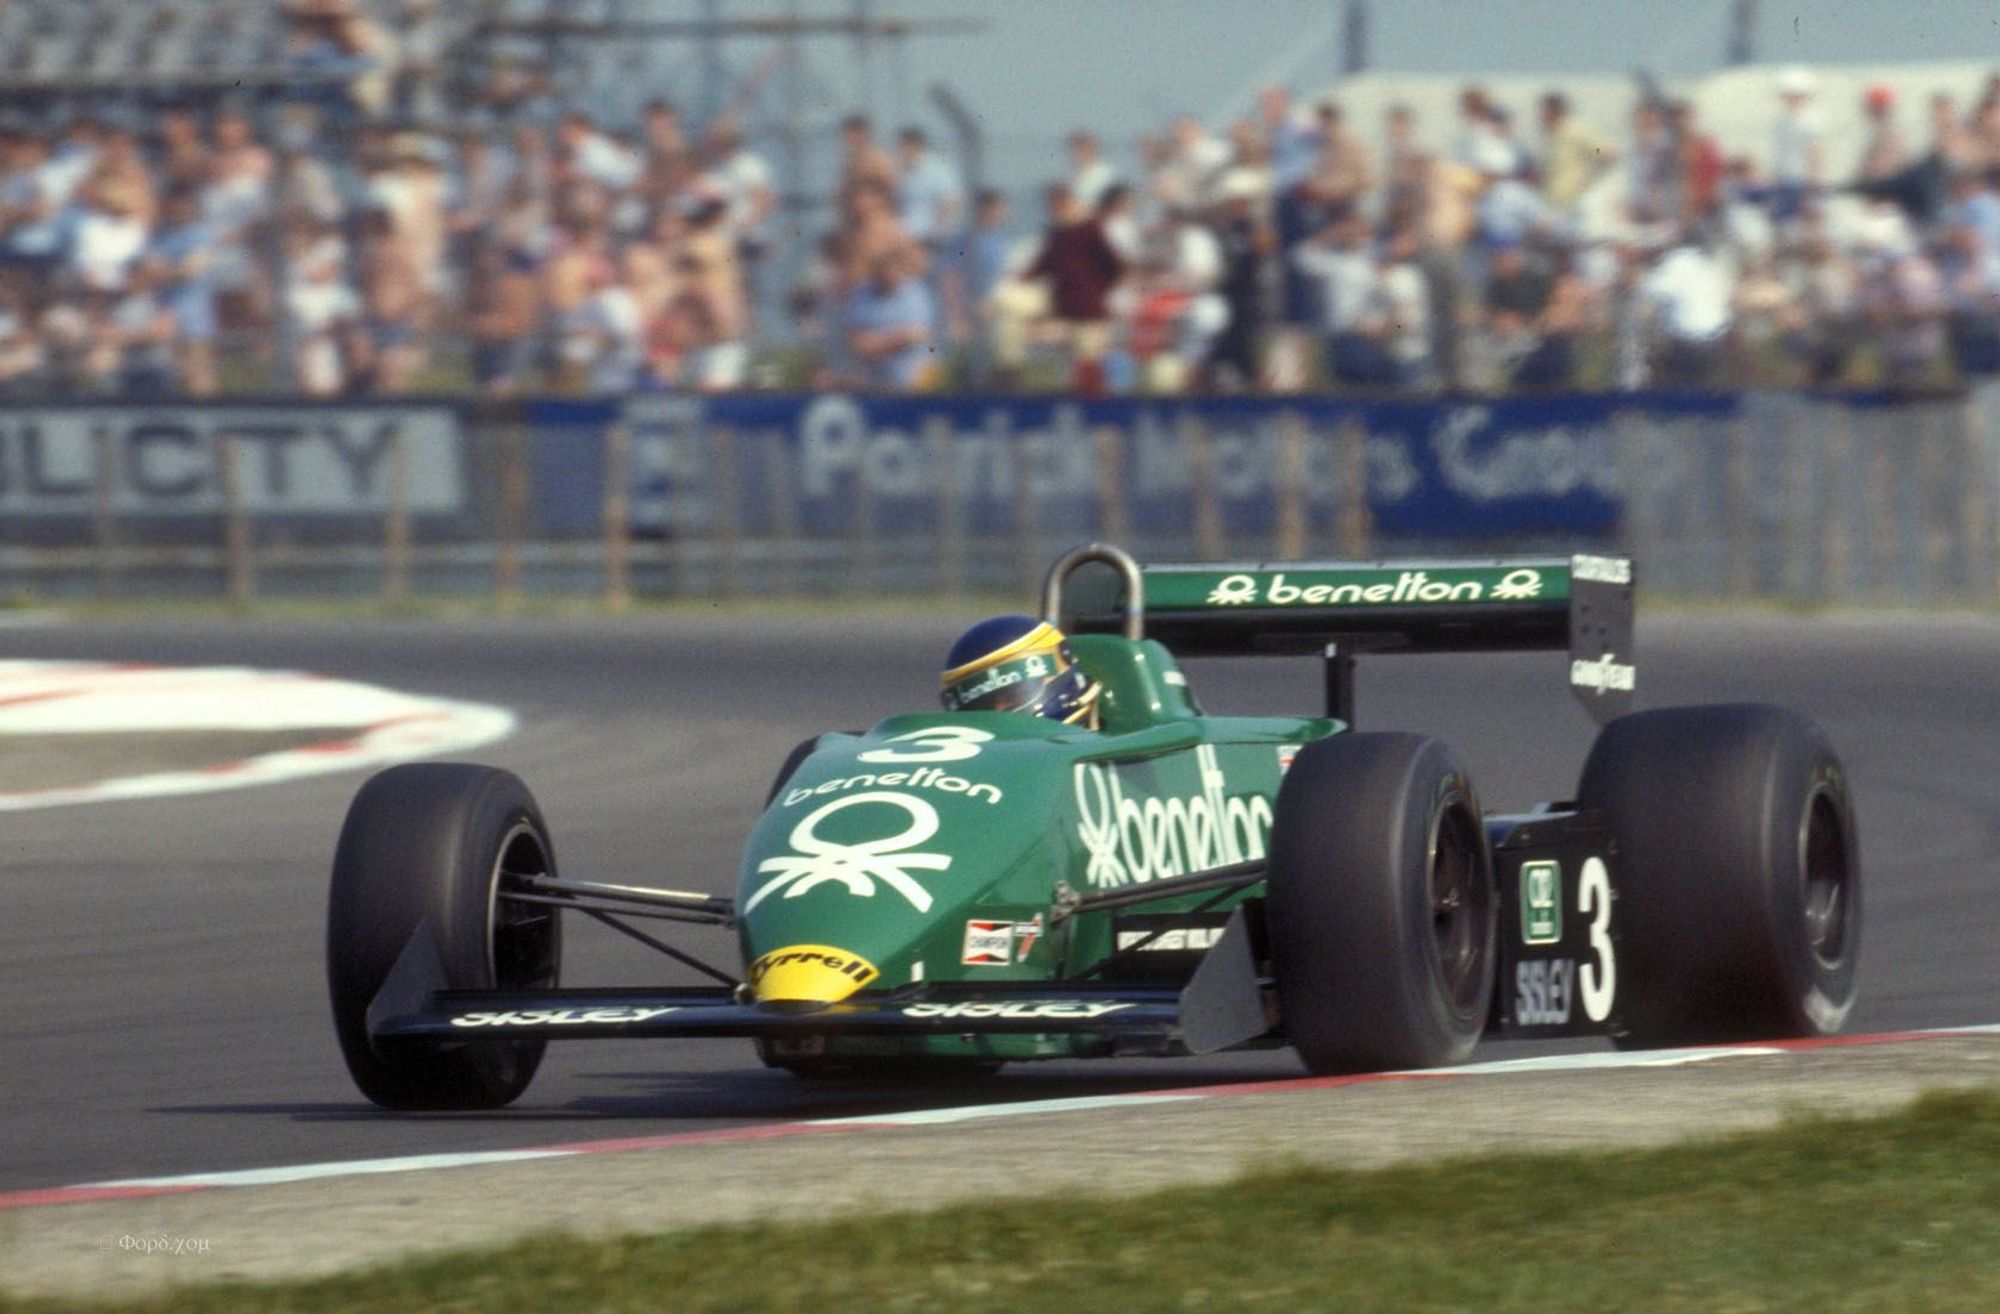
[
  {"x1": 836, "y1": 178, "x2": 914, "y2": 289},
  {"x1": 1669, "y1": 100, "x2": 1725, "y2": 226},
  {"x1": 578, "y1": 254, "x2": 643, "y2": 395},
  {"x1": 286, "y1": 233, "x2": 363, "y2": 397},
  {"x1": 0, "y1": 287, "x2": 43, "y2": 392},
  {"x1": 0, "y1": 129, "x2": 71, "y2": 286},
  {"x1": 1375, "y1": 224, "x2": 1434, "y2": 389},
  {"x1": 838, "y1": 114, "x2": 898, "y2": 206},
  {"x1": 1642, "y1": 238, "x2": 1732, "y2": 388},
  {"x1": 1154, "y1": 116, "x2": 1230, "y2": 215},
  {"x1": 1380, "y1": 103, "x2": 1427, "y2": 228},
  {"x1": 156, "y1": 109, "x2": 207, "y2": 194},
  {"x1": 1627, "y1": 100, "x2": 1676, "y2": 226},
  {"x1": 1095, "y1": 183, "x2": 1141, "y2": 261},
  {"x1": 842, "y1": 245, "x2": 937, "y2": 391},
  {"x1": 895, "y1": 127, "x2": 966, "y2": 254},
  {"x1": 70, "y1": 173, "x2": 151, "y2": 294},
  {"x1": 1021, "y1": 183, "x2": 1126, "y2": 393},
  {"x1": 1154, "y1": 208, "x2": 1229, "y2": 389},
  {"x1": 149, "y1": 187, "x2": 219, "y2": 395},
  {"x1": 1261, "y1": 88, "x2": 1317, "y2": 201},
  {"x1": 1859, "y1": 85, "x2": 1911, "y2": 183},
  {"x1": 1790, "y1": 233, "x2": 1860, "y2": 384},
  {"x1": 1482, "y1": 238, "x2": 1550, "y2": 384},
  {"x1": 204, "y1": 111, "x2": 275, "y2": 330},
  {"x1": 558, "y1": 111, "x2": 641, "y2": 193},
  {"x1": 1302, "y1": 100, "x2": 1374, "y2": 224},
  {"x1": 1211, "y1": 173, "x2": 1272, "y2": 389},
  {"x1": 98, "y1": 258, "x2": 177, "y2": 395},
  {"x1": 1066, "y1": 131, "x2": 1120, "y2": 210},
  {"x1": 1539, "y1": 91, "x2": 1613, "y2": 217},
  {"x1": 948, "y1": 188, "x2": 1027, "y2": 376},
  {"x1": 1770, "y1": 67, "x2": 1824, "y2": 224},
  {"x1": 1731, "y1": 248, "x2": 1801, "y2": 378},
  {"x1": 465, "y1": 242, "x2": 538, "y2": 396},
  {"x1": 707, "y1": 118, "x2": 776, "y2": 319},
  {"x1": 1293, "y1": 213, "x2": 1392, "y2": 387},
  {"x1": 356, "y1": 208, "x2": 421, "y2": 392},
  {"x1": 1864, "y1": 232, "x2": 1947, "y2": 388}
]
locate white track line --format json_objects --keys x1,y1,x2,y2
[
  {"x1": 0, "y1": 660, "x2": 516, "y2": 811},
  {"x1": 4, "y1": 1024, "x2": 1992, "y2": 1212}
]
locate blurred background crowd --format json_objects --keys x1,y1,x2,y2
[{"x1": 0, "y1": 0, "x2": 1997, "y2": 398}]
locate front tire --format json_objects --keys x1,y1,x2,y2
[
  {"x1": 1577, "y1": 704, "x2": 1860, "y2": 1047},
  {"x1": 327, "y1": 764, "x2": 562, "y2": 1109},
  {"x1": 1266, "y1": 733, "x2": 1496, "y2": 1074}
]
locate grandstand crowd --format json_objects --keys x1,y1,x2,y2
[{"x1": 0, "y1": 8, "x2": 1997, "y2": 399}]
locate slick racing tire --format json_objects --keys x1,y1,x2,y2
[
  {"x1": 1577, "y1": 704, "x2": 1859, "y2": 1048},
  {"x1": 1267, "y1": 733, "x2": 1496, "y2": 1075},
  {"x1": 328, "y1": 764, "x2": 562, "y2": 1110}
]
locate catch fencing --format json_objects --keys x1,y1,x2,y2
[{"x1": 2, "y1": 388, "x2": 1996, "y2": 606}]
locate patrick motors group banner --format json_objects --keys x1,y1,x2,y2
[{"x1": 526, "y1": 391, "x2": 1746, "y2": 543}]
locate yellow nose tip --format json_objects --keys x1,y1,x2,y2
[{"x1": 746, "y1": 945, "x2": 880, "y2": 1002}]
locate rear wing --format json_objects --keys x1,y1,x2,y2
[{"x1": 1048, "y1": 544, "x2": 1634, "y2": 725}]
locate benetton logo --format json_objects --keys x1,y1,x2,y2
[{"x1": 1203, "y1": 568, "x2": 1546, "y2": 607}]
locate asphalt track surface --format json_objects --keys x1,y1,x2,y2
[{"x1": 3, "y1": 607, "x2": 1996, "y2": 1194}]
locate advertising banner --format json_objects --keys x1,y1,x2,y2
[
  {"x1": 524, "y1": 391, "x2": 1746, "y2": 543},
  {"x1": 0, "y1": 405, "x2": 466, "y2": 519}
]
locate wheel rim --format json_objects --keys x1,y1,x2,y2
[
  {"x1": 488, "y1": 822, "x2": 560, "y2": 990},
  {"x1": 1799, "y1": 785, "x2": 1851, "y2": 971},
  {"x1": 1427, "y1": 801, "x2": 1491, "y2": 1020}
]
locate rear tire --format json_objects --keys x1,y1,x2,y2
[
  {"x1": 1577, "y1": 704, "x2": 1860, "y2": 1047},
  {"x1": 1266, "y1": 733, "x2": 1496, "y2": 1074},
  {"x1": 327, "y1": 764, "x2": 562, "y2": 1109}
]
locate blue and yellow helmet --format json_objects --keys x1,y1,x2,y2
[{"x1": 940, "y1": 615, "x2": 1101, "y2": 727}]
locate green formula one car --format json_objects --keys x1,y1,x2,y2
[{"x1": 328, "y1": 544, "x2": 1860, "y2": 1109}]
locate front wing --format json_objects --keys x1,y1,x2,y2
[{"x1": 366, "y1": 903, "x2": 1270, "y2": 1055}]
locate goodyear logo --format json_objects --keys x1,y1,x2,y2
[{"x1": 747, "y1": 944, "x2": 880, "y2": 1003}]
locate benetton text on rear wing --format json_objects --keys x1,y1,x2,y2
[{"x1": 1054, "y1": 546, "x2": 1634, "y2": 724}]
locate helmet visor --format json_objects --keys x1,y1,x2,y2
[{"x1": 943, "y1": 651, "x2": 1071, "y2": 714}]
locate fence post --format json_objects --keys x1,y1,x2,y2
[
  {"x1": 91, "y1": 422, "x2": 118, "y2": 597},
  {"x1": 1275, "y1": 410, "x2": 1307, "y2": 560},
  {"x1": 218, "y1": 434, "x2": 254, "y2": 606},
  {"x1": 850, "y1": 437, "x2": 878, "y2": 595},
  {"x1": 1966, "y1": 388, "x2": 2000, "y2": 603},
  {"x1": 1822, "y1": 404, "x2": 1853, "y2": 601},
  {"x1": 712, "y1": 424, "x2": 740, "y2": 598},
  {"x1": 1782, "y1": 401, "x2": 1812, "y2": 600},
  {"x1": 934, "y1": 419, "x2": 964, "y2": 595},
  {"x1": 495, "y1": 410, "x2": 527, "y2": 611},
  {"x1": 382, "y1": 424, "x2": 410, "y2": 606},
  {"x1": 1865, "y1": 410, "x2": 1896, "y2": 603},
  {"x1": 1725, "y1": 415, "x2": 1754, "y2": 597},
  {"x1": 763, "y1": 428, "x2": 799, "y2": 595},
  {"x1": 1012, "y1": 426, "x2": 1038, "y2": 592},
  {"x1": 1335, "y1": 418, "x2": 1371, "y2": 559},
  {"x1": 1187, "y1": 414, "x2": 1223, "y2": 560},
  {"x1": 602, "y1": 419, "x2": 631, "y2": 612},
  {"x1": 1094, "y1": 422, "x2": 1129, "y2": 551}
]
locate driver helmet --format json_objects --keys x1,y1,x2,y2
[{"x1": 940, "y1": 615, "x2": 1101, "y2": 728}]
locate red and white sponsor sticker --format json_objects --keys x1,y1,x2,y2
[
  {"x1": 0, "y1": 660, "x2": 515, "y2": 810},
  {"x1": 961, "y1": 920, "x2": 1013, "y2": 966}
]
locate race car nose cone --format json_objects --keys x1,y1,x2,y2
[{"x1": 746, "y1": 944, "x2": 880, "y2": 1003}]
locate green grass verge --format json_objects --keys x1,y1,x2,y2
[{"x1": 9, "y1": 1088, "x2": 2000, "y2": 1314}]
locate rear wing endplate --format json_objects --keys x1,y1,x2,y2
[{"x1": 1049, "y1": 543, "x2": 1634, "y2": 725}]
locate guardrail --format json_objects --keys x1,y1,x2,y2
[{"x1": 2, "y1": 389, "x2": 1995, "y2": 606}]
